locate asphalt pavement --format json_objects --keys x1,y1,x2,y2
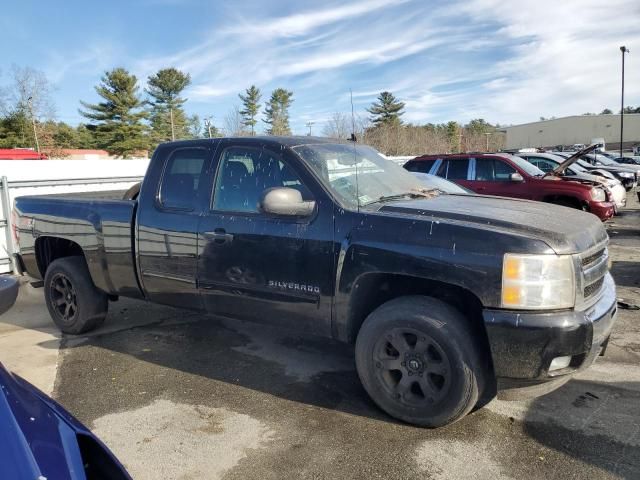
[{"x1": 2, "y1": 192, "x2": 639, "y2": 480}]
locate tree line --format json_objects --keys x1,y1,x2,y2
[
  {"x1": 0, "y1": 65, "x2": 296, "y2": 157},
  {"x1": 6, "y1": 64, "x2": 634, "y2": 158}
]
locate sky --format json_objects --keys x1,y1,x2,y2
[{"x1": 2, "y1": 0, "x2": 639, "y2": 135}]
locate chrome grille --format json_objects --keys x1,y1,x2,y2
[
  {"x1": 580, "y1": 247, "x2": 608, "y2": 302},
  {"x1": 584, "y1": 277, "x2": 605, "y2": 298},
  {"x1": 582, "y1": 249, "x2": 605, "y2": 268}
]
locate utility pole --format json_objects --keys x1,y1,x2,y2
[
  {"x1": 484, "y1": 132, "x2": 492, "y2": 152},
  {"x1": 204, "y1": 117, "x2": 213, "y2": 139},
  {"x1": 620, "y1": 46, "x2": 630, "y2": 157},
  {"x1": 27, "y1": 96, "x2": 40, "y2": 153},
  {"x1": 305, "y1": 121, "x2": 314, "y2": 136},
  {"x1": 170, "y1": 107, "x2": 176, "y2": 141}
]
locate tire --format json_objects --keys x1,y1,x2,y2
[
  {"x1": 44, "y1": 257, "x2": 108, "y2": 334},
  {"x1": 355, "y1": 296, "x2": 484, "y2": 428}
]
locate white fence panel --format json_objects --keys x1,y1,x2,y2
[{"x1": 0, "y1": 159, "x2": 149, "y2": 274}]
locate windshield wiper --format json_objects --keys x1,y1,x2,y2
[{"x1": 362, "y1": 190, "x2": 438, "y2": 206}]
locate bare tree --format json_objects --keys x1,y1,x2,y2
[
  {"x1": 224, "y1": 105, "x2": 248, "y2": 136},
  {"x1": 322, "y1": 112, "x2": 351, "y2": 139},
  {"x1": 3, "y1": 65, "x2": 55, "y2": 119},
  {"x1": 0, "y1": 66, "x2": 56, "y2": 150}
]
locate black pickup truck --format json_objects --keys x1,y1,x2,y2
[{"x1": 13, "y1": 137, "x2": 617, "y2": 427}]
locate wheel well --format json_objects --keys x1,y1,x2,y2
[
  {"x1": 543, "y1": 195, "x2": 587, "y2": 210},
  {"x1": 35, "y1": 236, "x2": 85, "y2": 277},
  {"x1": 347, "y1": 273, "x2": 485, "y2": 343},
  {"x1": 347, "y1": 273, "x2": 496, "y2": 399}
]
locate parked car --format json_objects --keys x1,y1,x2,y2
[
  {"x1": 404, "y1": 147, "x2": 615, "y2": 221},
  {"x1": 580, "y1": 153, "x2": 639, "y2": 190},
  {"x1": 0, "y1": 275, "x2": 131, "y2": 479},
  {"x1": 0, "y1": 276, "x2": 19, "y2": 316},
  {"x1": 13, "y1": 137, "x2": 617, "y2": 427},
  {"x1": 614, "y1": 156, "x2": 640, "y2": 166},
  {"x1": 550, "y1": 151, "x2": 637, "y2": 191},
  {"x1": 518, "y1": 152, "x2": 626, "y2": 210}
]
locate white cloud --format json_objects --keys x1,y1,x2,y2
[
  {"x1": 60, "y1": 0, "x2": 640, "y2": 131},
  {"x1": 222, "y1": 0, "x2": 411, "y2": 38}
]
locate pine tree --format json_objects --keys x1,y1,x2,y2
[
  {"x1": 239, "y1": 85, "x2": 262, "y2": 135},
  {"x1": 146, "y1": 68, "x2": 191, "y2": 145},
  {"x1": 263, "y1": 88, "x2": 294, "y2": 135},
  {"x1": 367, "y1": 91, "x2": 405, "y2": 125},
  {"x1": 79, "y1": 68, "x2": 148, "y2": 157}
]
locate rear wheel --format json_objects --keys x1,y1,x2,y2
[
  {"x1": 355, "y1": 296, "x2": 485, "y2": 427},
  {"x1": 44, "y1": 257, "x2": 108, "y2": 334}
]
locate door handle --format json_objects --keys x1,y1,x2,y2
[{"x1": 204, "y1": 229, "x2": 234, "y2": 244}]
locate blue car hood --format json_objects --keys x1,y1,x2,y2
[{"x1": 0, "y1": 363, "x2": 129, "y2": 480}]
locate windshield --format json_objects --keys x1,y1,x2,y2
[
  {"x1": 510, "y1": 155, "x2": 545, "y2": 176},
  {"x1": 546, "y1": 154, "x2": 588, "y2": 173},
  {"x1": 293, "y1": 143, "x2": 439, "y2": 208},
  {"x1": 410, "y1": 172, "x2": 470, "y2": 194},
  {"x1": 577, "y1": 159, "x2": 593, "y2": 169},
  {"x1": 592, "y1": 155, "x2": 617, "y2": 166}
]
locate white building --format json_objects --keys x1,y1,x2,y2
[{"x1": 501, "y1": 114, "x2": 640, "y2": 151}]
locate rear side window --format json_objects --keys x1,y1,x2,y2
[
  {"x1": 445, "y1": 159, "x2": 469, "y2": 179},
  {"x1": 405, "y1": 159, "x2": 435, "y2": 173},
  {"x1": 159, "y1": 148, "x2": 208, "y2": 210}
]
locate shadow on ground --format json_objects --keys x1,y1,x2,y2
[{"x1": 47, "y1": 307, "x2": 640, "y2": 479}]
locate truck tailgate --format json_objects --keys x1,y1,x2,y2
[{"x1": 14, "y1": 195, "x2": 142, "y2": 298}]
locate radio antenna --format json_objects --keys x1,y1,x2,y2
[{"x1": 350, "y1": 88, "x2": 360, "y2": 212}]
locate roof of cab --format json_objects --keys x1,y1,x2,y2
[{"x1": 157, "y1": 136, "x2": 349, "y2": 149}]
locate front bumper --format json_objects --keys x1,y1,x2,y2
[
  {"x1": 620, "y1": 177, "x2": 636, "y2": 190},
  {"x1": 589, "y1": 201, "x2": 616, "y2": 221},
  {"x1": 610, "y1": 185, "x2": 626, "y2": 209},
  {"x1": 483, "y1": 273, "x2": 616, "y2": 399}
]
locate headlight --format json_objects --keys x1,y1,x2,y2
[
  {"x1": 502, "y1": 254, "x2": 575, "y2": 309},
  {"x1": 618, "y1": 172, "x2": 634, "y2": 178},
  {"x1": 590, "y1": 187, "x2": 606, "y2": 202}
]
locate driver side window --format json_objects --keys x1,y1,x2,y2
[{"x1": 212, "y1": 146, "x2": 313, "y2": 213}]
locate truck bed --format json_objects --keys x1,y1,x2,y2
[{"x1": 14, "y1": 195, "x2": 142, "y2": 298}]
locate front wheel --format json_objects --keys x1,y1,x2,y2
[
  {"x1": 44, "y1": 257, "x2": 108, "y2": 334},
  {"x1": 355, "y1": 296, "x2": 485, "y2": 427}
]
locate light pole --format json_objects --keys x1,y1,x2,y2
[
  {"x1": 204, "y1": 117, "x2": 214, "y2": 139},
  {"x1": 620, "y1": 46, "x2": 629, "y2": 157},
  {"x1": 169, "y1": 107, "x2": 175, "y2": 141},
  {"x1": 27, "y1": 96, "x2": 40, "y2": 153},
  {"x1": 484, "y1": 132, "x2": 492, "y2": 152}
]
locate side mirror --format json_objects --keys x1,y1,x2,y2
[
  {"x1": 510, "y1": 172, "x2": 524, "y2": 182},
  {"x1": 260, "y1": 187, "x2": 316, "y2": 217}
]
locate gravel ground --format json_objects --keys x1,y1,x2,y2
[{"x1": 6, "y1": 192, "x2": 640, "y2": 480}]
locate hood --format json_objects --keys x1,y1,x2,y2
[
  {"x1": 550, "y1": 143, "x2": 601, "y2": 176},
  {"x1": 561, "y1": 172, "x2": 613, "y2": 187},
  {"x1": 0, "y1": 363, "x2": 130, "y2": 480},
  {"x1": 377, "y1": 194, "x2": 608, "y2": 254}
]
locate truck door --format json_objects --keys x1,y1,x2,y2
[
  {"x1": 136, "y1": 143, "x2": 215, "y2": 309},
  {"x1": 196, "y1": 140, "x2": 335, "y2": 337}
]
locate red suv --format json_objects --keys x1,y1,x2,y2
[{"x1": 404, "y1": 153, "x2": 615, "y2": 221}]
